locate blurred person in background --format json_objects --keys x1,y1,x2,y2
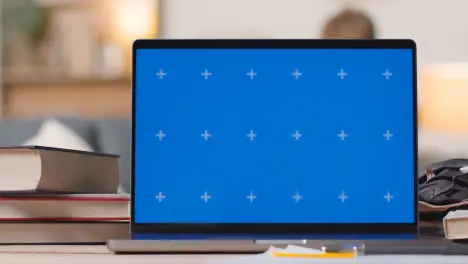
[{"x1": 321, "y1": 8, "x2": 376, "y2": 39}]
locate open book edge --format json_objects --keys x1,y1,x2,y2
[{"x1": 443, "y1": 210, "x2": 468, "y2": 240}]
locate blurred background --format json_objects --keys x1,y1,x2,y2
[{"x1": 0, "y1": 0, "x2": 467, "y2": 184}]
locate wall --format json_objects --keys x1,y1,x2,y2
[{"x1": 161, "y1": 0, "x2": 468, "y2": 64}]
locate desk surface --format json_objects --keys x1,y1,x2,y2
[
  {"x1": 2, "y1": 245, "x2": 468, "y2": 264},
  {"x1": 0, "y1": 245, "x2": 233, "y2": 264}
]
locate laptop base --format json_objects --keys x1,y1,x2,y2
[
  {"x1": 107, "y1": 238, "x2": 466, "y2": 255},
  {"x1": 107, "y1": 239, "x2": 274, "y2": 254}
]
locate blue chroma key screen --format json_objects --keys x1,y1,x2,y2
[{"x1": 134, "y1": 48, "x2": 415, "y2": 224}]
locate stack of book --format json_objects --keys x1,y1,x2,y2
[
  {"x1": 0, "y1": 146, "x2": 130, "y2": 244},
  {"x1": 420, "y1": 201, "x2": 468, "y2": 240}
]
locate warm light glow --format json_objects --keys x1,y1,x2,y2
[
  {"x1": 419, "y1": 62, "x2": 468, "y2": 132},
  {"x1": 100, "y1": 0, "x2": 158, "y2": 77},
  {"x1": 113, "y1": 0, "x2": 157, "y2": 40}
]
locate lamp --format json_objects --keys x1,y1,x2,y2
[
  {"x1": 101, "y1": 0, "x2": 158, "y2": 76},
  {"x1": 418, "y1": 62, "x2": 468, "y2": 173},
  {"x1": 113, "y1": 0, "x2": 158, "y2": 41}
]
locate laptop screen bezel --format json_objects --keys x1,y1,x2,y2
[{"x1": 131, "y1": 39, "x2": 418, "y2": 237}]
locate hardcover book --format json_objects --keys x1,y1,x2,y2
[{"x1": 0, "y1": 146, "x2": 119, "y2": 193}]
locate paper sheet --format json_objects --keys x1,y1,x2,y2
[{"x1": 216, "y1": 245, "x2": 329, "y2": 264}]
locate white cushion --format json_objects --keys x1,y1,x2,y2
[{"x1": 22, "y1": 118, "x2": 93, "y2": 152}]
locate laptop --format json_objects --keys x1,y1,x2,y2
[{"x1": 107, "y1": 39, "x2": 418, "y2": 253}]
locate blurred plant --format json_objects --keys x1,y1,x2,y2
[
  {"x1": 2, "y1": 0, "x2": 49, "y2": 65},
  {"x1": 2, "y1": 0, "x2": 48, "y2": 44}
]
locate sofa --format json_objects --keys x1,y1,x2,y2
[
  {"x1": 0, "y1": 116, "x2": 445, "y2": 193},
  {"x1": 0, "y1": 117, "x2": 132, "y2": 193}
]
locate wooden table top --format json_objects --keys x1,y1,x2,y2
[
  {"x1": 0, "y1": 245, "x2": 233, "y2": 264},
  {"x1": 3, "y1": 245, "x2": 468, "y2": 264}
]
